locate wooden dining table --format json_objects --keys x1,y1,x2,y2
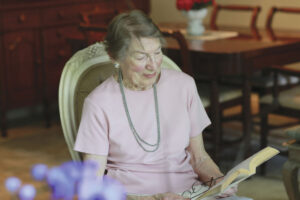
[{"x1": 159, "y1": 23, "x2": 300, "y2": 161}]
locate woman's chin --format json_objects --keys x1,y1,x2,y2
[
  {"x1": 140, "y1": 80, "x2": 156, "y2": 89},
  {"x1": 136, "y1": 73, "x2": 160, "y2": 89}
]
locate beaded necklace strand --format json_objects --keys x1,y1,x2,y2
[{"x1": 118, "y1": 70, "x2": 160, "y2": 152}]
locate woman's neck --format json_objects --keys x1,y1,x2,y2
[{"x1": 113, "y1": 72, "x2": 152, "y2": 91}]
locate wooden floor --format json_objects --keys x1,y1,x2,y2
[{"x1": 0, "y1": 122, "x2": 70, "y2": 199}]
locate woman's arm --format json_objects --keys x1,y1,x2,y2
[
  {"x1": 187, "y1": 134, "x2": 223, "y2": 183},
  {"x1": 84, "y1": 154, "x2": 108, "y2": 177},
  {"x1": 187, "y1": 134, "x2": 238, "y2": 198}
]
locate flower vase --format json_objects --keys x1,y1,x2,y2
[{"x1": 183, "y1": 8, "x2": 208, "y2": 36}]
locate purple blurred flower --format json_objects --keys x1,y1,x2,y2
[
  {"x1": 101, "y1": 176, "x2": 126, "y2": 200},
  {"x1": 46, "y1": 167, "x2": 66, "y2": 186},
  {"x1": 31, "y1": 164, "x2": 48, "y2": 181},
  {"x1": 61, "y1": 161, "x2": 83, "y2": 183},
  {"x1": 5, "y1": 177, "x2": 22, "y2": 193},
  {"x1": 78, "y1": 178, "x2": 104, "y2": 200},
  {"x1": 18, "y1": 184, "x2": 36, "y2": 200},
  {"x1": 78, "y1": 160, "x2": 126, "y2": 200},
  {"x1": 78, "y1": 175, "x2": 126, "y2": 200},
  {"x1": 47, "y1": 167, "x2": 75, "y2": 200},
  {"x1": 6, "y1": 160, "x2": 126, "y2": 200},
  {"x1": 81, "y1": 160, "x2": 100, "y2": 180}
]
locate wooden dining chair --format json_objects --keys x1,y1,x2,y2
[
  {"x1": 251, "y1": 6, "x2": 300, "y2": 97},
  {"x1": 210, "y1": 3, "x2": 261, "y2": 40},
  {"x1": 161, "y1": 29, "x2": 246, "y2": 163},
  {"x1": 266, "y1": 6, "x2": 300, "y2": 41},
  {"x1": 213, "y1": 5, "x2": 298, "y2": 129},
  {"x1": 161, "y1": 30, "x2": 193, "y2": 76},
  {"x1": 209, "y1": 2, "x2": 264, "y2": 100},
  {"x1": 199, "y1": 3, "x2": 263, "y2": 161},
  {"x1": 258, "y1": 8, "x2": 300, "y2": 160},
  {"x1": 259, "y1": 65, "x2": 300, "y2": 174},
  {"x1": 265, "y1": 6, "x2": 300, "y2": 83}
]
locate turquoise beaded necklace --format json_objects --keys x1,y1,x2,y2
[{"x1": 118, "y1": 70, "x2": 160, "y2": 152}]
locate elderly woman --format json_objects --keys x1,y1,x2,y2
[{"x1": 74, "y1": 10, "x2": 247, "y2": 200}]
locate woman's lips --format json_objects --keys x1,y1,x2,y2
[{"x1": 143, "y1": 72, "x2": 156, "y2": 78}]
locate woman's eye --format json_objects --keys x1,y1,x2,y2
[
  {"x1": 136, "y1": 56, "x2": 146, "y2": 60},
  {"x1": 134, "y1": 54, "x2": 146, "y2": 60},
  {"x1": 155, "y1": 51, "x2": 162, "y2": 55}
]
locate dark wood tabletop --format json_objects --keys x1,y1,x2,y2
[
  {"x1": 160, "y1": 23, "x2": 300, "y2": 161},
  {"x1": 161, "y1": 25, "x2": 300, "y2": 73}
]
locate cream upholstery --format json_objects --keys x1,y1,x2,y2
[
  {"x1": 198, "y1": 85, "x2": 242, "y2": 108},
  {"x1": 59, "y1": 42, "x2": 181, "y2": 161},
  {"x1": 260, "y1": 86, "x2": 300, "y2": 110}
]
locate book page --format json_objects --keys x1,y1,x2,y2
[
  {"x1": 221, "y1": 147, "x2": 279, "y2": 191},
  {"x1": 249, "y1": 147, "x2": 279, "y2": 170},
  {"x1": 217, "y1": 156, "x2": 254, "y2": 192},
  {"x1": 192, "y1": 147, "x2": 279, "y2": 199}
]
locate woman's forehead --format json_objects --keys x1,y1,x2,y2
[{"x1": 129, "y1": 37, "x2": 161, "y2": 53}]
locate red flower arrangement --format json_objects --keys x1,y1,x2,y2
[{"x1": 176, "y1": 0, "x2": 214, "y2": 11}]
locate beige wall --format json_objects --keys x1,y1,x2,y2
[{"x1": 150, "y1": 0, "x2": 300, "y2": 30}]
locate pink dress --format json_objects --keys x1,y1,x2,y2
[{"x1": 74, "y1": 69, "x2": 211, "y2": 195}]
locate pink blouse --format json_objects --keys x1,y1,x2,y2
[{"x1": 74, "y1": 69, "x2": 211, "y2": 195}]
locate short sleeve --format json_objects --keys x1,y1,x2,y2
[
  {"x1": 188, "y1": 79, "x2": 211, "y2": 138},
  {"x1": 74, "y1": 98, "x2": 109, "y2": 156}
]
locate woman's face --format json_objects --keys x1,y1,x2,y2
[{"x1": 119, "y1": 37, "x2": 163, "y2": 90}]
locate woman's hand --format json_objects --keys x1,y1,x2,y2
[{"x1": 215, "y1": 185, "x2": 238, "y2": 199}]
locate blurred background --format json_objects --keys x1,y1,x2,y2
[{"x1": 1, "y1": 0, "x2": 300, "y2": 200}]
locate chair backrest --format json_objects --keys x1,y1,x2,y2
[
  {"x1": 210, "y1": 4, "x2": 261, "y2": 39},
  {"x1": 161, "y1": 30, "x2": 193, "y2": 75},
  {"x1": 266, "y1": 6, "x2": 300, "y2": 41},
  {"x1": 59, "y1": 42, "x2": 181, "y2": 161}
]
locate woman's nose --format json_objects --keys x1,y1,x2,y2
[{"x1": 146, "y1": 55, "x2": 158, "y2": 70}]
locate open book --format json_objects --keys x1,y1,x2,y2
[{"x1": 183, "y1": 146, "x2": 279, "y2": 200}]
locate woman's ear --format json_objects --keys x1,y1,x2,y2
[
  {"x1": 109, "y1": 56, "x2": 120, "y2": 69},
  {"x1": 113, "y1": 62, "x2": 120, "y2": 68}
]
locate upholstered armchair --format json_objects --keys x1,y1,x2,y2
[{"x1": 58, "y1": 42, "x2": 182, "y2": 161}]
